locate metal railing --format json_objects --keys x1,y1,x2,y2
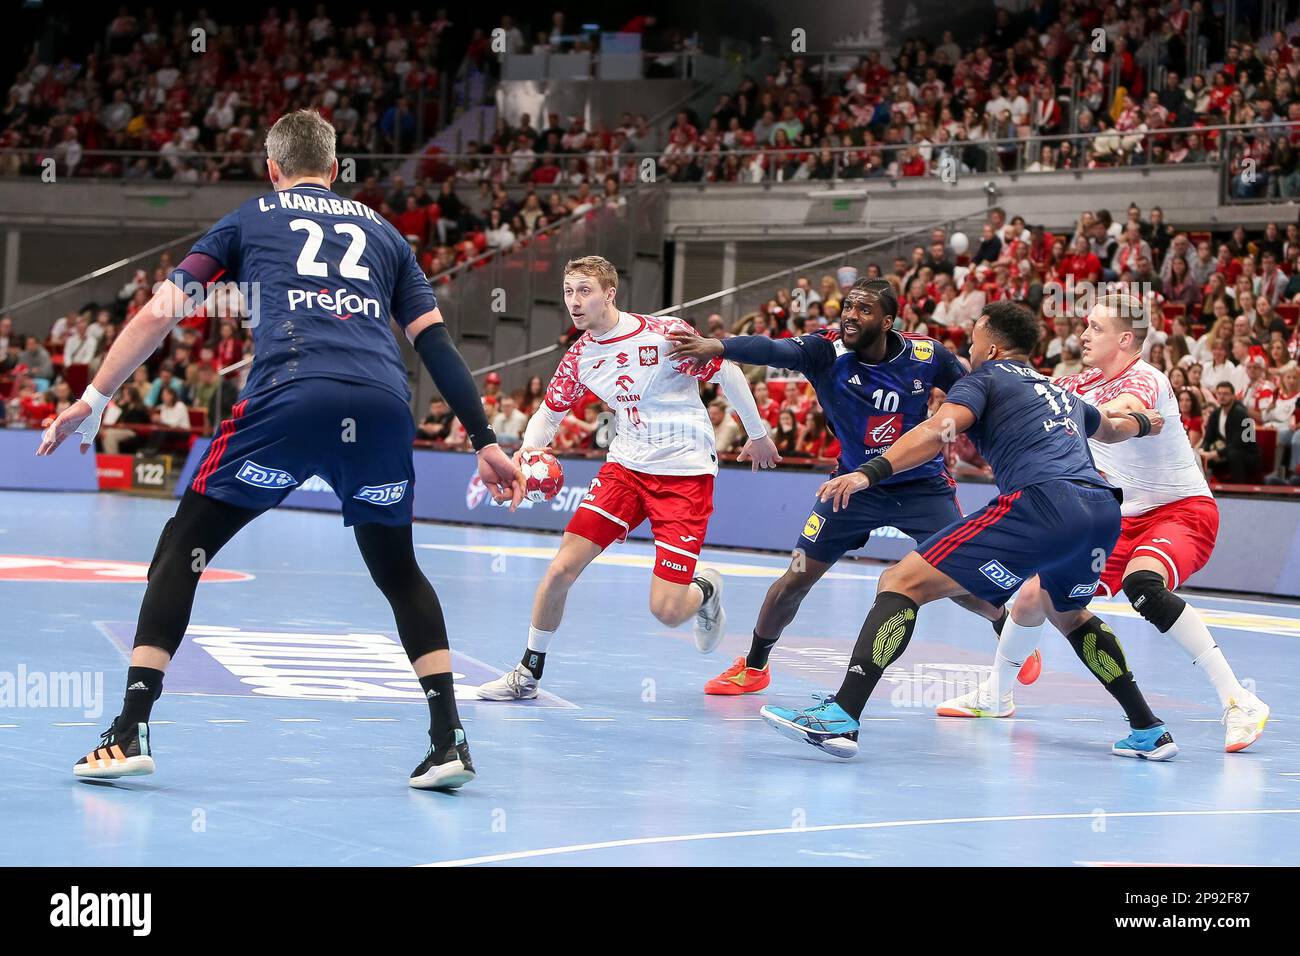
[
  {"x1": 467, "y1": 210, "x2": 986, "y2": 384},
  {"x1": 3, "y1": 119, "x2": 1293, "y2": 201}
]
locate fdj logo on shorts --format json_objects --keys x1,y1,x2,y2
[
  {"x1": 1069, "y1": 580, "x2": 1100, "y2": 598},
  {"x1": 353, "y1": 481, "x2": 408, "y2": 505},
  {"x1": 979, "y1": 560, "x2": 1023, "y2": 590},
  {"x1": 236, "y1": 460, "x2": 298, "y2": 489}
]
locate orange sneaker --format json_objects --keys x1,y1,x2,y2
[
  {"x1": 1017, "y1": 649, "x2": 1042, "y2": 685},
  {"x1": 704, "y1": 656, "x2": 771, "y2": 695}
]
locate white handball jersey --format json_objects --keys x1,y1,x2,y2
[
  {"x1": 1057, "y1": 357, "x2": 1212, "y2": 517},
  {"x1": 535, "y1": 311, "x2": 729, "y2": 476}
]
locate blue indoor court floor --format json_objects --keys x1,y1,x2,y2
[{"x1": 1, "y1": 489, "x2": 1298, "y2": 867}]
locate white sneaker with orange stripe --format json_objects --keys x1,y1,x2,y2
[{"x1": 74, "y1": 721, "x2": 156, "y2": 779}]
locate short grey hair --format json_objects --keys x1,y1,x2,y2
[{"x1": 265, "y1": 109, "x2": 336, "y2": 178}]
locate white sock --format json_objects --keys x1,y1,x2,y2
[
  {"x1": 527, "y1": 625, "x2": 555, "y2": 654},
  {"x1": 990, "y1": 617, "x2": 1044, "y2": 700},
  {"x1": 1166, "y1": 605, "x2": 1245, "y2": 705}
]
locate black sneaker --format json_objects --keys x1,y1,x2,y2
[
  {"x1": 409, "y1": 728, "x2": 476, "y2": 790},
  {"x1": 74, "y1": 720, "x2": 156, "y2": 779}
]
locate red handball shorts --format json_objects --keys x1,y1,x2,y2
[
  {"x1": 1098, "y1": 495, "x2": 1220, "y2": 596},
  {"x1": 564, "y1": 461, "x2": 714, "y2": 584}
]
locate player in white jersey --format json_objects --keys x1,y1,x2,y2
[
  {"x1": 940, "y1": 292, "x2": 1269, "y2": 752},
  {"x1": 477, "y1": 255, "x2": 779, "y2": 700}
]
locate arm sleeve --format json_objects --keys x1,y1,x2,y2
[
  {"x1": 716, "y1": 359, "x2": 769, "y2": 440},
  {"x1": 1082, "y1": 400, "x2": 1103, "y2": 437},
  {"x1": 522, "y1": 404, "x2": 568, "y2": 450},
  {"x1": 392, "y1": 240, "x2": 438, "y2": 328},
  {"x1": 941, "y1": 370, "x2": 989, "y2": 420},
  {"x1": 721, "y1": 331, "x2": 834, "y2": 375}
]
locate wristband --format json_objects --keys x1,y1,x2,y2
[
  {"x1": 1127, "y1": 411, "x2": 1151, "y2": 438},
  {"x1": 855, "y1": 455, "x2": 894, "y2": 485},
  {"x1": 469, "y1": 428, "x2": 499, "y2": 452},
  {"x1": 81, "y1": 384, "x2": 111, "y2": 415}
]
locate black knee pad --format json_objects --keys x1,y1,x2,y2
[
  {"x1": 146, "y1": 518, "x2": 176, "y2": 582},
  {"x1": 1122, "y1": 570, "x2": 1185, "y2": 633}
]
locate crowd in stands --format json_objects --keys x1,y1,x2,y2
[
  {"x1": 0, "y1": 258, "x2": 247, "y2": 451},
  {"x1": 6, "y1": 199, "x2": 1300, "y2": 489}
]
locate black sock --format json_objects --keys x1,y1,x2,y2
[
  {"x1": 418, "y1": 673, "x2": 461, "y2": 742},
  {"x1": 747, "y1": 631, "x2": 779, "y2": 669},
  {"x1": 692, "y1": 575, "x2": 714, "y2": 605},
  {"x1": 1062, "y1": 616, "x2": 1160, "y2": 729},
  {"x1": 520, "y1": 649, "x2": 546, "y2": 679},
  {"x1": 992, "y1": 607, "x2": 1009, "y2": 637},
  {"x1": 834, "y1": 592, "x2": 919, "y2": 720},
  {"x1": 118, "y1": 666, "x2": 165, "y2": 728}
]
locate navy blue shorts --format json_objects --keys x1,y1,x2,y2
[
  {"x1": 796, "y1": 474, "x2": 963, "y2": 565},
  {"x1": 917, "y1": 480, "x2": 1122, "y2": 611},
  {"x1": 189, "y1": 378, "x2": 416, "y2": 526}
]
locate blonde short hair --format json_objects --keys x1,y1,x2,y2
[
  {"x1": 564, "y1": 255, "x2": 619, "y2": 290},
  {"x1": 265, "y1": 109, "x2": 336, "y2": 179}
]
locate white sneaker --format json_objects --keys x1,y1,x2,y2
[
  {"x1": 936, "y1": 682, "x2": 1015, "y2": 718},
  {"x1": 476, "y1": 664, "x2": 539, "y2": 701},
  {"x1": 692, "y1": 568, "x2": 726, "y2": 653},
  {"x1": 1223, "y1": 693, "x2": 1270, "y2": 752}
]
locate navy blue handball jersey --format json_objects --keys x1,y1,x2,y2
[
  {"x1": 783, "y1": 329, "x2": 966, "y2": 482},
  {"x1": 175, "y1": 183, "x2": 436, "y2": 402},
  {"x1": 942, "y1": 359, "x2": 1113, "y2": 493}
]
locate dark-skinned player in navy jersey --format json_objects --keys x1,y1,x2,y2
[
  {"x1": 38, "y1": 110, "x2": 525, "y2": 790},
  {"x1": 667, "y1": 279, "x2": 1040, "y2": 695},
  {"x1": 760, "y1": 301, "x2": 1180, "y2": 761}
]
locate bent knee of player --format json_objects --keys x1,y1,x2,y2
[
  {"x1": 1010, "y1": 576, "x2": 1048, "y2": 626},
  {"x1": 649, "y1": 588, "x2": 692, "y2": 626}
]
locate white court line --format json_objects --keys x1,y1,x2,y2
[
  {"x1": 52, "y1": 722, "x2": 96, "y2": 727},
  {"x1": 0, "y1": 724, "x2": 17, "y2": 729},
  {"x1": 420, "y1": 808, "x2": 1300, "y2": 868}
]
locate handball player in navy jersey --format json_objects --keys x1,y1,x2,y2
[{"x1": 39, "y1": 110, "x2": 524, "y2": 790}]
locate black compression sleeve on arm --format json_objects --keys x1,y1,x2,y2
[
  {"x1": 413, "y1": 323, "x2": 497, "y2": 450},
  {"x1": 722, "y1": 334, "x2": 806, "y2": 368}
]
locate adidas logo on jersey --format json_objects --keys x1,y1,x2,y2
[{"x1": 849, "y1": 374, "x2": 862, "y2": 386}]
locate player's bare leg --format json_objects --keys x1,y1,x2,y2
[
  {"x1": 477, "y1": 533, "x2": 603, "y2": 700},
  {"x1": 75, "y1": 490, "x2": 262, "y2": 780},
  {"x1": 707, "y1": 551, "x2": 832, "y2": 695},
  {"x1": 1119, "y1": 555, "x2": 1269, "y2": 752},
  {"x1": 649, "y1": 566, "x2": 725, "y2": 653}
]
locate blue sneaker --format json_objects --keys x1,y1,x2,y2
[
  {"x1": 760, "y1": 694, "x2": 860, "y2": 758},
  {"x1": 1112, "y1": 723, "x2": 1178, "y2": 761}
]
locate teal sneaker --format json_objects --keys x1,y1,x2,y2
[
  {"x1": 1112, "y1": 723, "x2": 1178, "y2": 761},
  {"x1": 760, "y1": 694, "x2": 860, "y2": 758}
]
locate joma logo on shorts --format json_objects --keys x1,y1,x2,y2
[{"x1": 660, "y1": 558, "x2": 688, "y2": 573}]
